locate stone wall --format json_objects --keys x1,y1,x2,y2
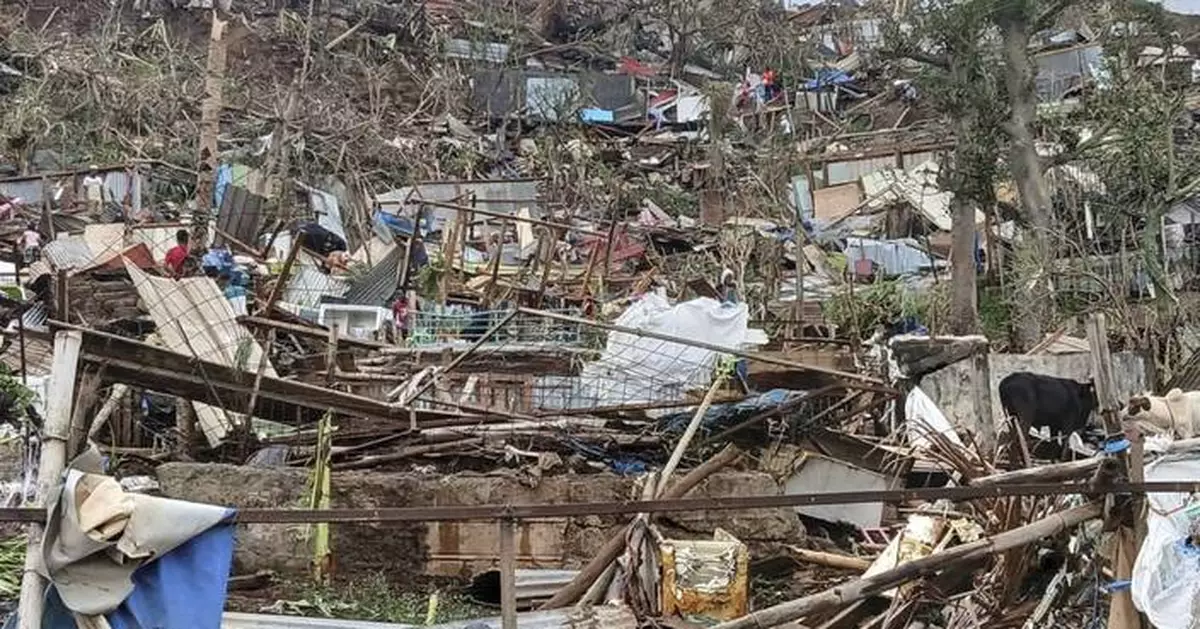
[{"x1": 156, "y1": 463, "x2": 804, "y2": 583}]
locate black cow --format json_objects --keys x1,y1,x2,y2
[{"x1": 998, "y1": 372, "x2": 1098, "y2": 441}]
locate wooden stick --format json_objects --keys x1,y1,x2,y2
[
  {"x1": 17, "y1": 331, "x2": 82, "y2": 629},
  {"x1": 258, "y1": 235, "x2": 302, "y2": 316},
  {"x1": 86, "y1": 383, "x2": 130, "y2": 441},
  {"x1": 325, "y1": 324, "x2": 339, "y2": 386},
  {"x1": 500, "y1": 517, "x2": 518, "y2": 629},
  {"x1": 969, "y1": 457, "x2": 1104, "y2": 488},
  {"x1": 659, "y1": 373, "x2": 727, "y2": 487},
  {"x1": 711, "y1": 503, "x2": 1102, "y2": 629},
  {"x1": 540, "y1": 444, "x2": 743, "y2": 610},
  {"x1": 787, "y1": 546, "x2": 872, "y2": 571},
  {"x1": 335, "y1": 437, "x2": 484, "y2": 470},
  {"x1": 414, "y1": 198, "x2": 608, "y2": 238}
]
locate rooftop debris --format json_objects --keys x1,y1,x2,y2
[{"x1": 5, "y1": 0, "x2": 1200, "y2": 628}]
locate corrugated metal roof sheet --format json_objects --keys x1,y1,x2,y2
[
  {"x1": 127, "y1": 263, "x2": 276, "y2": 446},
  {"x1": 446, "y1": 39, "x2": 509, "y2": 63},
  {"x1": 222, "y1": 603, "x2": 636, "y2": 629},
  {"x1": 343, "y1": 245, "x2": 402, "y2": 306},
  {"x1": 0, "y1": 168, "x2": 144, "y2": 211},
  {"x1": 861, "y1": 162, "x2": 984, "y2": 231},
  {"x1": 83, "y1": 223, "x2": 126, "y2": 260},
  {"x1": 283, "y1": 259, "x2": 350, "y2": 308},
  {"x1": 43, "y1": 238, "x2": 96, "y2": 271},
  {"x1": 1, "y1": 326, "x2": 53, "y2": 376},
  {"x1": 215, "y1": 185, "x2": 266, "y2": 249},
  {"x1": 306, "y1": 186, "x2": 346, "y2": 242}
]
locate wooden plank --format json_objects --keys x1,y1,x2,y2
[
  {"x1": 500, "y1": 518, "x2": 518, "y2": 629},
  {"x1": 47, "y1": 321, "x2": 470, "y2": 424}
]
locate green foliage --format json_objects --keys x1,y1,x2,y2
[
  {"x1": 274, "y1": 573, "x2": 488, "y2": 624},
  {"x1": 415, "y1": 254, "x2": 447, "y2": 300},
  {"x1": 977, "y1": 286, "x2": 1012, "y2": 345},
  {"x1": 0, "y1": 365, "x2": 36, "y2": 422},
  {"x1": 0, "y1": 534, "x2": 24, "y2": 599},
  {"x1": 823, "y1": 279, "x2": 929, "y2": 337}
]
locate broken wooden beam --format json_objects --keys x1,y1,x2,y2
[
  {"x1": 17, "y1": 331, "x2": 81, "y2": 629},
  {"x1": 46, "y1": 321, "x2": 470, "y2": 425},
  {"x1": 968, "y1": 457, "x2": 1106, "y2": 488},
  {"x1": 238, "y1": 315, "x2": 387, "y2": 350}
]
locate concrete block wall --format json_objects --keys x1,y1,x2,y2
[{"x1": 155, "y1": 464, "x2": 805, "y2": 583}]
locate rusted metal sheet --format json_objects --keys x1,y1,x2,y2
[{"x1": 660, "y1": 529, "x2": 749, "y2": 622}]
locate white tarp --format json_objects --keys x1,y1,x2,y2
[
  {"x1": 574, "y1": 291, "x2": 749, "y2": 408},
  {"x1": 1131, "y1": 453, "x2": 1200, "y2": 629},
  {"x1": 905, "y1": 386, "x2": 964, "y2": 450}
]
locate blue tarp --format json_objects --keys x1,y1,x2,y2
[
  {"x1": 802, "y1": 69, "x2": 854, "y2": 91},
  {"x1": 200, "y1": 247, "x2": 235, "y2": 276},
  {"x1": 580, "y1": 108, "x2": 614, "y2": 123},
  {"x1": 41, "y1": 511, "x2": 236, "y2": 629},
  {"x1": 658, "y1": 389, "x2": 808, "y2": 435},
  {"x1": 375, "y1": 210, "x2": 435, "y2": 238},
  {"x1": 213, "y1": 164, "x2": 233, "y2": 211}
]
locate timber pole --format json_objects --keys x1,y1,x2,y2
[{"x1": 17, "y1": 330, "x2": 82, "y2": 629}]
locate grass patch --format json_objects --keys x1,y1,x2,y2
[
  {"x1": 263, "y1": 573, "x2": 490, "y2": 625},
  {"x1": 0, "y1": 534, "x2": 24, "y2": 601}
]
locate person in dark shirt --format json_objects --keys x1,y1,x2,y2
[{"x1": 292, "y1": 221, "x2": 347, "y2": 257}]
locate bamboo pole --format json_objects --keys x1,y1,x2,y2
[
  {"x1": 258, "y1": 235, "x2": 302, "y2": 316},
  {"x1": 17, "y1": 331, "x2": 82, "y2": 629},
  {"x1": 540, "y1": 444, "x2": 743, "y2": 609},
  {"x1": 710, "y1": 503, "x2": 1102, "y2": 629}
]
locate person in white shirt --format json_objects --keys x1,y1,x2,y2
[{"x1": 81, "y1": 166, "x2": 105, "y2": 212}]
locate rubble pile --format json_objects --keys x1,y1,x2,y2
[{"x1": 4, "y1": 1, "x2": 1200, "y2": 629}]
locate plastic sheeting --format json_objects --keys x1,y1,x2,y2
[
  {"x1": 574, "y1": 292, "x2": 749, "y2": 408},
  {"x1": 844, "y1": 237, "x2": 940, "y2": 276},
  {"x1": 1131, "y1": 453, "x2": 1200, "y2": 629},
  {"x1": 905, "y1": 386, "x2": 964, "y2": 450}
]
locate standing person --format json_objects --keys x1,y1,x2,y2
[
  {"x1": 21, "y1": 223, "x2": 41, "y2": 264},
  {"x1": 391, "y1": 295, "x2": 411, "y2": 343},
  {"x1": 164, "y1": 229, "x2": 190, "y2": 278},
  {"x1": 81, "y1": 166, "x2": 106, "y2": 213}
]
